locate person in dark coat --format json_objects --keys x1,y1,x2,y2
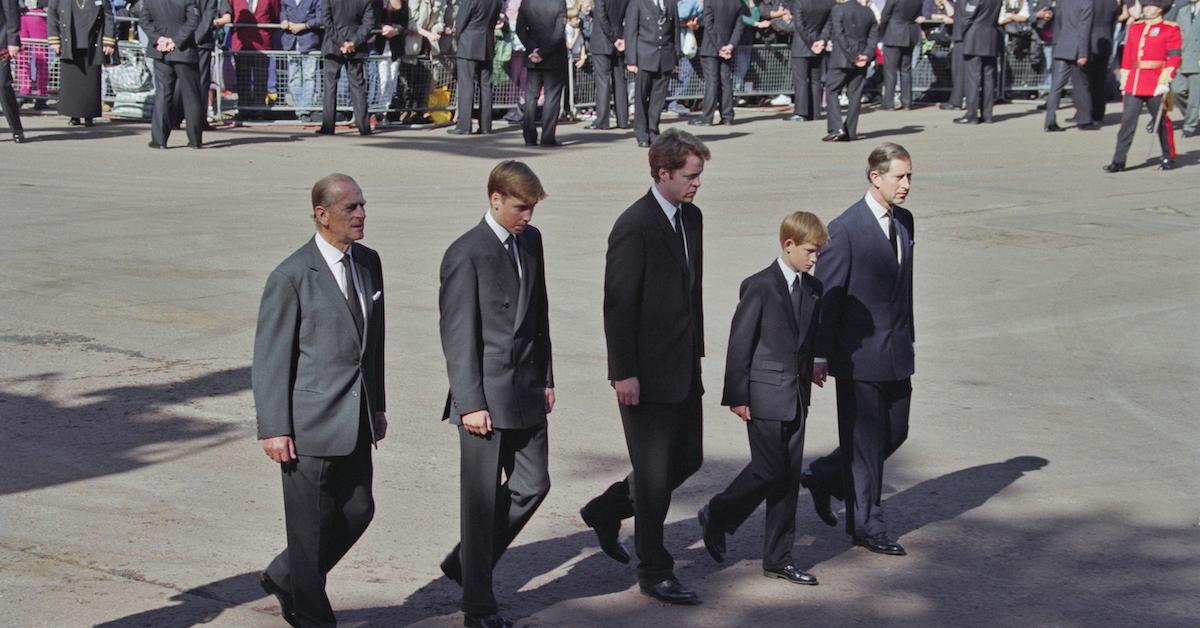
[
  {"x1": 588, "y1": 0, "x2": 632, "y2": 129},
  {"x1": 47, "y1": 0, "x2": 116, "y2": 126},
  {"x1": 1043, "y1": 0, "x2": 1094, "y2": 129},
  {"x1": 625, "y1": 0, "x2": 679, "y2": 146},
  {"x1": 1086, "y1": 0, "x2": 1122, "y2": 125},
  {"x1": 878, "y1": 0, "x2": 923, "y2": 109},
  {"x1": 788, "y1": 0, "x2": 835, "y2": 120},
  {"x1": 952, "y1": 0, "x2": 1003, "y2": 123},
  {"x1": 448, "y1": 0, "x2": 502, "y2": 135},
  {"x1": 317, "y1": 0, "x2": 377, "y2": 135},
  {"x1": 690, "y1": 0, "x2": 746, "y2": 126},
  {"x1": 518, "y1": 0, "x2": 567, "y2": 146},
  {"x1": 0, "y1": 0, "x2": 28, "y2": 142},
  {"x1": 141, "y1": 0, "x2": 204, "y2": 148},
  {"x1": 822, "y1": 0, "x2": 878, "y2": 140}
]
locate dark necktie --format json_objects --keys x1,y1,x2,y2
[
  {"x1": 673, "y1": 208, "x2": 687, "y2": 261},
  {"x1": 790, "y1": 275, "x2": 802, "y2": 325},
  {"x1": 888, "y1": 213, "x2": 898, "y2": 261},
  {"x1": 506, "y1": 234, "x2": 520, "y2": 277},
  {"x1": 343, "y1": 254, "x2": 364, "y2": 337}
]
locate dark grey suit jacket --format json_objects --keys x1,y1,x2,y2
[
  {"x1": 252, "y1": 238, "x2": 387, "y2": 457},
  {"x1": 321, "y1": 0, "x2": 376, "y2": 58},
  {"x1": 790, "y1": 0, "x2": 835, "y2": 58},
  {"x1": 624, "y1": 0, "x2": 679, "y2": 72},
  {"x1": 141, "y1": 0, "x2": 201, "y2": 62},
  {"x1": 953, "y1": 0, "x2": 1003, "y2": 57},
  {"x1": 439, "y1": 221, "x2": 554, "y2": 431},
  {"x1": 590, "y1": 0, "x2": 630, "y2": 55},
  {"x1": 879, "y1": 0, "x2": 923, "y2": 47},
  {"x1": 518, "y1": 0, "x2": 567, "y2": 70},
  {"x1": 454, "y1": 0, "x2": 503, "y2": 61},
  {"x1": 721, "y1": 263, "x2": 822, "y2": 422},
  {"x1": 0, "y1": 0, "x2": 19, "y2": 49},
  {"x1": 814, "y1": 197, "x2": 915, "y2": 382},
  {"x1": 823, "y1": 0, "x2": 879, "y2": 70},
  {"x1": 700, "y1": 0, "x2": 746, "y2": 58},
  {"x1": 1050, "y1": 0, "x2": 1093, "y2": 60}
]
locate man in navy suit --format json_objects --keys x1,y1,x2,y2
[{"x1": 803, "y1": 143, "x2": 916, "y2": 557}]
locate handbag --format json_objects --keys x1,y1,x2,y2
[{"x1": 681, "y1": 29, "x2": 698, "y2": 59}]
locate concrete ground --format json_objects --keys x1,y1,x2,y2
[{"x1": 1, "y1": 102, "x2": 1198, "y2": 628}]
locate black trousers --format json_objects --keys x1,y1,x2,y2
[
  {"x1": 443, "y1": 423, "x2": 551, "y2": 615},
  {"x1": 322, "y1": 54, "x2": 369, "y2": 134},
  {"x1": 948, "y1": 44, "x2": 965, "y2": 108},
  {"x1": 592, "y1": 52, "x2": 630, "y2": 128},
  {"x1": 825, "y1": 66, "x2": 867, "y2": 137},
  {"x1": 266, "y1": 418, "x2": 375, "y2": 628},
  {"x1": 792, "y1": 55, "x2": 824, "y2": 119},
  {"x1": 807, "y1": 378, "x2": 910, "y2": 538},
  {"x1": 455, "y1": 58, "x2": 493, "y2": 133},
  {"x1": 523, "y1": 67, "x2": 566, "y2": 145},
  {"x1": 882, "y1": 45, "x2": 914, "y2": 109},
  {"x1": 152, "y1": 60, "x2": 203, "y2": 147},
  {"x1": 1044, "y1": 58, "x2": 1091, "y2": 127},
  {"x1": 708, "y1": 414, "x2": 806, "y2": 569},
  {"x1": 633, "y1": 68, "x2": 671, "y2": 143},
  {"x1": 700, "y1": 55, "x2": 734, "y2": 124},
  {"x1": 0, "y1": 60, "x2": 23, "y2": 135},
  {"x1": 172, "y1": 48, "x2": 212, "y2": 128},
  {"x1": 962, "y1": 54, "x2": 997, "y2": 122},
  {"x1": 582, "y1": 389, "x2": 704, "y2": 585},
  {"x1": 235, "y1": 54, "x2": 270, "y2": 115},
  {"x1": 1111, "y1": 94, "x2": 1173, "y2": 165},
  {"x1": 1085, "y1": 42, "x2": 1113, "y2": 125}
]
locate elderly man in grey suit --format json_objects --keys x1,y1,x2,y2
[
  {"x1": 438, "y1": 161, "x2": 554, "y2": 628},
  {"x1": 253, "y1": 173, "x2": 387, "y2": 628},
  {"x1": 1169, "y1": 0, "x2": 1200, "y2": 137}
]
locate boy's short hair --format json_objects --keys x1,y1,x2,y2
[
  {"x1": 779, "y1": 211, "x2": 829, "y2": 247},
  {"x1": 487, "y1": 160, "x2": 547, "y2": 203},
  {"x1": 648, "y1": 128, "x2": 711, "y2": 181}
]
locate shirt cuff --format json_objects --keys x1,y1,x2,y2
[{"x1": 814, "y1": 357, "x2": 827, "y2": 364}]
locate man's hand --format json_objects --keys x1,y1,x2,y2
[
  {"x1": 381, "y1": 24, "x2": 399, "y2": 38},
  {"x1": 280, "y1": 19, "x2": 292, "y2": 29},
  {"x1": 615, "y1": 38, "x2": 625, "y2": 52},
  {"x1": 545, "y1": 388, "x2": 556, "y2": 413},
  {"x1": 7, "y1": 44, "x2": 19, "y2": 58},
  {"x1": 1076, "y1": 56, "x2": 1088, "y2": 66},
  {"x1": 462, "y1": 409, "x2": 493, "y2": 436},
  {"x1": 813, "y1": 362, "x2": 828, "y2": 387},
  {"x1": 529, "y1": 49, "x2": 544, "y2": 63},
  {"x1": 0, "y1": 49, "x2": 8, "y2": 62},
  {"x1": 373, "y1": 411, "x2": 388, "y2": 441},
  {"x1": 102, "y1": 44, "x2": 114, "y2": 55},
  {"x1": 261, "y1": 436, "x2": 297, "y2": 462},
  {"x1": 730, "y1": 405, "x2": 751, "y2": 422},
  {"x1": 626, "y1": 63, "x2": 638, "y2": 73},
  {"x1": 215, "y1": 14, "x2": 232, "y2": 27},
  {"x1": 614, "y1": 376, "x2": 640, "y2": 406},
  {"x1": 341, "y1": 41, "x2": 356, "y2": 55},
  {"x1": 811, "y1": 40, "x2": 824, "y2": 54},
  {"x1": 916, "y1": 16, "x2": 926, "y2": 23},
  {"x1": 720, "y1": 44, "x2": 733, "y2": 59},
  {"x1": 855, "y1": 54, "x2": 868, "y2": 67}
]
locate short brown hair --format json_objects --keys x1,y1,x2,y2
[
  {"x1": 487, "y1": 160, "x2": 547, "y2": 203},
  {"x1": 648, "y1": 128, "x2": 711, "y2": 181},
  {"x1": 866, "y1": 142, "x2": 912, "y2": 181},
  {"x1": 779, "y1": 211, "x2": 828, "y2": 248}
]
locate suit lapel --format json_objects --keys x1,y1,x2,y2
[
  {"x1": 475, "y1": 219, "x2": 521, "y2": 304},
  {"x1": 798, "y1": 274, "x2": 817, "y2": 347},
  {"x1": 855, "y1": 198, "x2": 900, "y2": 279},
  {"x1": 645, "y1": 192, "x2": 689, "y2": 274},
  {"x1": 307, "y1": 239, "x2": 360, "y2": 337},
  {"x1": 352, "y1": 243, "x2": 374, "y2": 351},
  {"x1": 771, "y1": 264, "x2": 799, "y2": 337},
  {"x1": 891, "y1": 211, "x2": 913, "y2": 300},
  {"x1": 514, "y1": 233, "x2": 536, "y2": 332}
]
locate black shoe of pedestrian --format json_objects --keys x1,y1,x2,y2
[
  {"x1": 84, "y1": 118, "x2": 95, "y2": 127},
  {"x1": 800, "y1": 473, "x2": 838, "y2": 527},
  {"x1": 952, "y1": 116, "x2": 977, "y2": 125},
  {"x1": 581, "y1": 507, "x2": 631, "y2": 563},
  {"x1": 147, "y1": 141, "x2": 165, "y2": 149},
  {"x1": 314, "y1": 127, "x2": 334, "y2": 135},
  {"x1": 541, "y1": 140, "x2": 561, "y2": 147},
  {"x1": 687, "y1": 119, "x2": 711, "y2": 126},
  {"x1": 786, "y1": 114, "x2": 806, "y2": 121},
  {"x1": 1102, "y1": 162, "x2": 1124, "y2": 173},
  {"x1": 637, "y1": 139, "x2": 651, "y2": 148},
  {"x1": 359, "y1": 129, "x2": 372, "y2": 136},
  {"x1": 259, "y1": 571, "x2": 301, "y2": 627},
  {"x1": 440, "y1": 553, "x2": 463, "y2": 586},
  {"x1": 12, "y1": 131, "x2": 27, "y2": 144},
  {"x1": 446, "y1": 127, "x2": 471, "y2": 135},
  {"x1": 938, "y1": 103, "x2": 958, "y2": 110},
  {"x1": 639, "y1": 578, "x2": 701, "y2": 605},
  {"x1": 463, "y1": 612, "x2": 513, "y2": 628},
  {"x1": 853, "y1": 533, "x2": 906, "y2": 556},
  {"x1": 1045, "y1": 124, "x2": 1064, "y2": 132},
  {"x1": 1159, "y1": 158, "x2": 1177, "y2": 170},
  {"x1": 698, "y1": 505, "x2": 725, "y2": 563},
  {"x1": 763, "y1": 564, "x2": 818, "y2": 585},
  {"x1": 585, "y1": 122, "x2": 609, "y2": 130},
  {"x1": 69, "y1": 117, "x2": 81, "y2": 126},
  {"x1": 1077, "y1": 122, "x2": 1102, "y2": 131},
  {"x1": 822, "y1": 130, "x2": 846, "y2": 142}
]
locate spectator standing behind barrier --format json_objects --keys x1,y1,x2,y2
[
  {"x1": 877, "y1": 0, "x2": 922, "y2": 110},
  {"x1": 1086, "y1": 0, "x2": 1121, "y2": 123},
  {"x1": 16, "y1": 0, "x2": 49, "y2": 109},
  {"x1": 190, "y1": 0, "x2": 225, "y2": 123},
  {"x1": 1168, "y1": 0, "x2": 1200, "y2": 137},
  {"x1": 516, "y1": 0, "x2": 565, "y2": 145},
  {"x1": 586, "y1": 0, "x2": 631, "y2": 129},
  {"x1": 924, "y1": 0, "x2": 963, "y2": 110},
  {"x1": 823, "y1": 0, "x2": 879, "y2": 140},
  {"x1": 789, "y1": 0, "x2": 835, "y2": 121},
  {"x1": 691, "y1": 0, "x2": 746, "y2": 126},
  {"x1": 142, "y1": 0, "x2": 204, "y2": 148},
  {"x1": 1042, "y1": 0, "x2": 1095, "y2": 130},
  {"x1": 447, "y1": 0, "x2": 501, "y2": 134},
  {"x1": 667, "y1": 0, "x2": 700, "y2": 114},
  {"x1": 1, "y1": 0, "x2": 29, "y2": 142},
  {"x1": 733, "y1": 0, "x2": 769, "y2": 95},
  {"x1": 952, "y1": 0, "x2": 1002, "y2": 123},
  {"x1": 1030, "y1": 0, "x2": 1053, "y2": 95},
  {"x1": 625, "y1": 0, "x2": 679, "y2": 146},
  {"x1": 279, "y1": 0, "x2": 321, "y2": 124},
  {"x1": 374, "y1": 0, "x2": 408, "y2": 127},
  {"x1": 46, "y1": 0, "x2": 115, "y2": 127},
  {"x1": 317, "y1": 0, "x2": 376, "y2": 135},
  {"x1": 398, "y1": 0, "x2": 442, "y2": 124},
  {"x1": 223, "y1": 0, "x2": 279, "y2": 121}
]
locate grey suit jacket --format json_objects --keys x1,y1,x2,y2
[
  {"x1": 953, "y1": 0, "x2": 1003, "y2": 57},
  {"x1": 439, "y1": 220, "x2": 554, "y2": 431},
  {"x1": 1168, "y1": 2, "x2": 1200, "y2": 74},
  {"x1": 252, "y1": 237, "x2": 386, "y2": 457},
  {"x1": 1050, "y1": 0, "x2": 1093, "y2": 60},
  {"x1": 1, "y1": 0, "x2": 21, "y2": 49}
]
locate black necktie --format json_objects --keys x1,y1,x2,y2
[
  {"x1": 888, "y1": 214, "x2": 898, "y2": 261},
  {"x1": 790, "y1": 275, "x2": 802, "y2": 325},
  {"x1": 506, "y1": 234, "x2": 520, "y2": 277},
  {"x1": 343, "y1": 254, "x2": 364, "y2": 337},
  {"x1": 673, "y1": 208, "x2": 687, "y2": 261}
]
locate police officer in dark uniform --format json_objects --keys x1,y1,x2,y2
[
  {"x1": 625, "y1": 0, "x2": 679, "y2": 147},
  {"x1": 142, "y1": 0, "x2": 204, "y2": 148}
]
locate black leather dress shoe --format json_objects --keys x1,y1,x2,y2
[
  {"x1": 763, "y1": 564, "x2": 818, "y2": 585},
  {"x1": 639, "y1": 578, "x2": 700, "y2": 605},
  {"x1": 581, "y1": 508, "x2": 631, "y2": 563},
  {"x1": 585, "y1": 122, "x2": 609, "y2": 130},
  {"x1": 637, "y1": 139, "x2": 651, "y2": 148},
  {"x1": 938, "y1": 103, "x2": 959, "y2": 110},
  {"x1": 314, "y1": 127, "x2": 335, "y2": 135},
  {"x1": 12, "y1": 131, "x2": 27, "y2": 144},
  {"x1": 540, "y1": 140, "x2": 561, "y2": 147},
  {"x1": 440, "y1": 554, "x2": 463, "y2": 586},
  {"x1": 1045, "y1": 124, "x2": 1064, "y2": 132},
  {"x1": 800, "y1": 473, "x2": 838, "y2": 527},
  {"x1": 821, "y1": 130, "x2": 846, "y2": 142},
  {"x1": 359, "y1": 128, "x2": 372, "y2": 136},
  {"x1": 446, "y1": 127, "x2": 471, "y2": 135},
  {"x1": 1159, "y1": 158, "x2": 1177, "y2": 170},
  {"x1": 687, "y1": 119, "x2": 711, "y2": 126},
  {"x1": 1102, "y1": 162, "x2": 1124, "y2": 173},
  {"x1": 463, "y1": 612, "x2": 513, "y2": 628},
  {"x1": 697, "y1": 505, "x2": 725, "y2": 563},
  {"x1": 952, "y1": 116, "x2": 978, "y2": 124},
  {"x1": 259, "y1": 571, "x2": 300, "y2": 627},
  {"x1": 853, "y1": 533, "x2": 906, "y2": 556},
  {"x1": 1077, "y1": 122, "x2": 1102, "y2": 131}
]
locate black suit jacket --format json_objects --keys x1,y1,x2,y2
[
  {"x1": 0, "y1": 0, "x2": 21, "y2": 49},
  {"x1": 1090, "y1": 0, "x2": 1119, "y2": 53},
  {"x1": 605, "y1": 190, "x2": 704, "y2": 404},
  {"x1": 321, "y1": 0, "x2": 376, "y2": 58},
  {"x1": 454, "y1": 0, "x2": 502, "y2": 61},
  {"x1": 700, "y1": 0, "x2": 746, "y2": 57},
  {"x1": 721, "y1": 263, "x2": 822, "y2": 422},
  {"x1": 823, "y1": 0, "x2": 878, "y2": 69},
  {"x1": 790, "y1": 0, "x2": 835, "y2": 57},
  {"x1": 814, "y1": 197, "x2": 915, "y2": 382},
  {"x1": 141, "y1": 0, "x2": 200, "y2": 62},
  {"x1": 953, "y1": 0, "x2": 1003, "y2": 56},
  {"x1": 518, "y1": 0, "x2": 567, "y2": 70},
  {"x1": 193, "y1": 0, "x2": 219, "y2": 50},
  {"x1": 624, "y1": 0, "x2": 679, "y2": 72},
  {"x1": 440, "y1": 221, "x2": 554, "y2": 431},
  {"x1": 878, "y1": 0, "x2": 923, "y2": 47},
  {"x1": 1051, "y1": 0, "x2": 1093, "y2": 59},
  {"x1": 591, "y1": 0, "x2": 630, "y2": 54}
]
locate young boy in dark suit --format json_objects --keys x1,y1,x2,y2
[{"x1": 698, "y1": 211, "x2": 828, "y2": 585}]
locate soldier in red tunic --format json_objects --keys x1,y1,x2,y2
[{"x1": 1104, "y1": 0, "x2": 1184, "y2": 172}]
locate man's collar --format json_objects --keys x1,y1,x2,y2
[
  {"x1": 483, "y1": 210, "x2": 512, "y2": 243},
  {"x1": 776, "y1": 257, "x2": 800, "y2": 287},
  {"x1": 650, "y1": 184, "x2": 681, "y2": 218},
  {"x1": 314, "y1": 232, "x2": 351, "y2": 265},
  {"x1": 864, "y1": 191, "x2": 891, "y2": 220}
]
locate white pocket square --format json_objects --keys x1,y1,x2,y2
[{"x1": 372, "y1": 291, "x2": 383, "y2": 302}]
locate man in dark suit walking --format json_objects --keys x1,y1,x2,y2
[
  {"x1": 448, "y1": 0, "x2": 503, "y2": 135},
  {"x1": 952, "y1": 0, "x2": 1003, "y2": 123},
  {"x1": 588, "y1": 0, "x2": 632, "y2": 129},
  {"x1": 822, "y1": 0, "x2": 879, "y2": 141},
  {"x1": 317, "y1": 0, "x2": 376, "y2": 135},
  {"x1": 788, "y1": 0, "x2": 835, "y2": 121},
  {"x1": 878, "y1": 0, "x2": 923, "y2": 110},
  {"x1": 438, "y1": 161, "x2": 555, "y2": 628},
  {"x1": 0, "y1": 0, "x2": 28, "y2": 143},
  {"x1": 518, "y1": 0, "x2": 567, "y2": 146},
  {"x1": 689, "y1": 0, "x2": 745, "y2": 126},
  {"x1": 802, "y1": 143, "x2": 915, "y2": 557},
  {"x1": 253, "y1": 174, "x2": 388, "y2": 627},
  {"x1": 1043, "y1": 0, "x2": 1095, "y2": 130},
  {"x1": 581, "y1": 129, "x2": 710, "y2": 605},
  {"x1": 142, "y1": 0, "x2": 204, "y2": 148},
  {"x1": 625, "y1": 0, "x2": 679, "y2": 147}
]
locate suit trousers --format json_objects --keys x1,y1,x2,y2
[
  {"x1": 882, "y1": 45, "x2": 914, "y2": 109},
  {"x1": 1085, "y1": 41, "x2": 1113, "y2": 124},
  {"x1": 266, "y1": 415, "x2": 375, "y2": 628},
  {"x1": 708, "y1": 414, "x2": 806, "y2": 569},
  {"x1": 445, "y1": 423, "x2": 551, "y2": 615},
  {"x1": 152, "y1": 60, "x2": 203, "y2": 147},
  {"x1": 592, "y1": 52, "x2": 630, "y2": 128},
  {"x1": 948, "y1": 44, "x2": 965, "y2": 107},
  {"x1": 700, "y1": 55, "x2": 734, "y2": 124},
  {"x1": 581, "y1": 388, "x2": 704, "y2": 585},
  {"x1": 633, "y1": 68, "x2": 671, "y2": 143},
  {"x1": 322, "y1": 54, "x2": 369, "y2": 134},
  {"x1": 522, "y1": 67, "x2": 566, "y2": 145},
  {"x1": 962, "y1": 54, "x2": 997, "y2": 122},
  {"x1": 825, "y1": 67, "x2": 866, "y2": 136},
  {"x1": 792, "y1": 55, "x2": 824, "y2": 119},
  {"x1": 455, "y1": 58, "x2": 494, "y2": 133},
  {"x1": 1044, "y1": 58, "x2": 1091, "y2": 127},
  {"x1": 1111, "y1": 94, "x2": 1173, "y2": 165},
  {"x1": 1171, "y1": 72, "x2": 1200, "y2": 133},
  {"x1": 806, "y1": 378, "x2": 910, "y2": 538},
  {"x1": 172, "y1": 49, "x2": 213, "y2": 129},
  {"x1": 0, "y1": 61, "x2": 23, "y2": 135}
]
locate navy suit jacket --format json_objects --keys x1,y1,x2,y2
[{"x1": 815, "y1": 197, "x2": 915, "y2": 382}]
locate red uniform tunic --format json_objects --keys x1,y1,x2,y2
[{"x1": 1120, "y1": 17, "x2": 1183, "y2": 97}]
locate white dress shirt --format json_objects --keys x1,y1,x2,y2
[
  {"x1": 651, "y1": 185, "x2": 688, "y2": 261},
  {"x1": 314, "y1": 233, "x2": 367, "y2": 320},
  {"x1": 484, "y1": 210, "x2": 522, "y2": 278},
  {"x1": 777, "y1": 257, "x2": 800, "y2": 291},
  {"x1": 865, "y1": 192, "x2": 901, "y2": 264}
]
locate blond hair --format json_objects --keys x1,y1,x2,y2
[
  {"x1": 779, "y1": 211, "x2": 829, "y2": 247},
  {"x1": 487, "y1": 160, "x2": 547, "y2": 203}
]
